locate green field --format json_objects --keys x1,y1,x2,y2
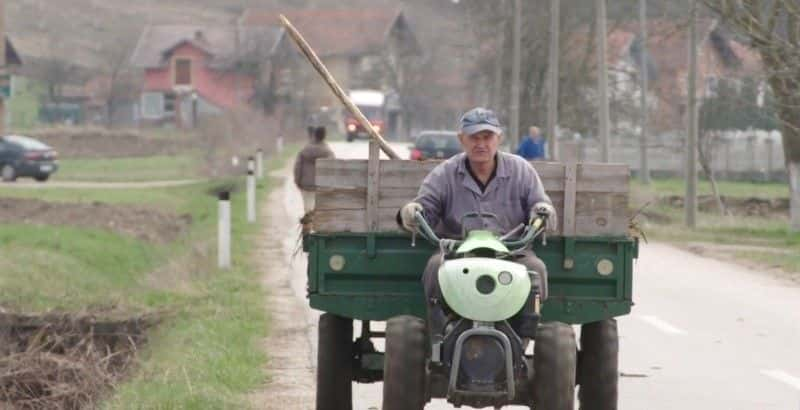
[
  {"x1": 0, "y1": 147, "x2": 297, "y2": 408},
  {"x1": 53, "y1": 154, "x2": 203, "y2": 182},
  {"x1": 631, "y1": 177, "x2": 800, "y2": 274}
]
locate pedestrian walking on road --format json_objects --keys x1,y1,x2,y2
[
  {"x1": 516, "y1": 126, "x2": 547, "y2": 160},
  {"x1": 294, "y1": 126, "x2": 335, "y2": 214}
]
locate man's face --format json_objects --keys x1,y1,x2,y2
[{"x1": 459, "y1": 130, "x2": 501, "y2": 165}]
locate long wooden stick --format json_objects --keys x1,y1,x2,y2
[{"x1": 279, "y1": 14, "x2": 400, "y2": 159}]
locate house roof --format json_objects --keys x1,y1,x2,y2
[
  {"x1": 241, "y1": 8, "x2": 409, "y2": 57},
  {"x1": 130, "y1": 25, "x2": 283, "y2": 69}
]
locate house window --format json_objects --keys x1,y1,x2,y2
[
  {"x1": 164, "y1": 92, "x2": 176, "y2": 115},
  {"x1": 174, "y1": 59, "x2": 192, "y2": 86},
  {"x1": 141, "y1": 92, "x2": 165, "y2": 119}
]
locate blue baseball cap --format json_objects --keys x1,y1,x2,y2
[{"x1": 459, "y1": 107, "x2": 503, "y2": 136}]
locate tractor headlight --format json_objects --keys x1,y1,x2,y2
[
  {"x1": 347, "y1": 124, "x2": 357, "y2": 132},
  {"x1": 497, "y1": 271, "x2": 513, "y2": 285}
]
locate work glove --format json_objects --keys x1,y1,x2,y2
[
  {"x1": 400, "y1": 202, "x2": 424, "y2": 232},
  {"x1": 531, "y1": 202, "x2": 558, "y2": 233}
]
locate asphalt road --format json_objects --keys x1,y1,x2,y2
[
  {"x1": 276, "y1": 141, "x2": 800, "y2": 409},
  {"x1": 0, "y1": 179, "x2": 203, "y2": 189}
]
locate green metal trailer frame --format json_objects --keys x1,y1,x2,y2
[{"x1": 304, "y1": 232, "x2": 638, "y2": 324}]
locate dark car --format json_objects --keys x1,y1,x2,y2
[
  {"x1": 409, "y1": 130, "x2": 462, "y2": 160},
  {"x1": 0, "y1": 135, "x2": 59, "y2": 182}
]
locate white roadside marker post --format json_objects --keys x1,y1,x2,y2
[
  {"x1": 218, "y1": 191, "x2": 231, "y2": 269},
  {"x1": 277, "y1": 135, "x2": 284, "y2": 153},
  {"x1": 247, "y1": 169, "x2": 256, "y2": 223},
  {"x1": 256, "y1": 148, "x2": 264, "y2": 179}
]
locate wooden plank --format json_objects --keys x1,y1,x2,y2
[
  {"x1": 314, "y1": 159, "x2": 631, "y2": 236},
  {"x1": 366, "y1": 140, "x2": 380, "y2": 231},
  {"x1": 576, "y1": 163, "x2": 630, "y2": 193},
  {"x1": 315, "y1": 208, "x2": 401, "y2": 232},
  {"x1": 563, "y1": 163, "x2": 577, "y2": 236}
]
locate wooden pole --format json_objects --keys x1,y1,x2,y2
[
  {"x1": 0, "y1": 0, "x2": 7, "y2": 136},
  {"x1": 686, "y1": 0, "x2": 698, "y2": 228},
  {"x1": 509, "y1": 0, "x2": 522, "y2": 150},
  {"x1": 639, "y1": 0, "x2": 651, "y2": 183},
  {"x1": 597, "y1": 0, "x2": 611, "y2": 162},
  {"x1": 279, "y1": 15, "x2": 399, "y2": 159},
  {"x1": 547, "y1": 0, "x2": 560, "y2": 161}
]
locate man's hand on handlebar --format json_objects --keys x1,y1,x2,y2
[
  {"x1": 400, "y1": 202, "x2": 423, "y2": 232},
  {"x1": 531, "y1": 202, "x2": 558, "y2": 233}
]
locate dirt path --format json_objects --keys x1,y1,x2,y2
[{"x1": 250, "y1": 167, "x2": 316, "y2": 409}]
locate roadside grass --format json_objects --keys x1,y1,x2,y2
[
  {"x1": 103, "y1": 148, "x2": 297, "y2": 409},
  {"x1": 53, "y1": 154, "x2": 203, "y2": 182},
  {"x1": 631, "y1": 177, "x2": 800, "y2": 274},
  {"x1": 0, "y1": 146, "x2": 298, "y2": 408},
  {"x1": 631, "y1": 177, "x2": 788, "y2": 199}
]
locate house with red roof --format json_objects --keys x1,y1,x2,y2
[
  {"x1": 568, "y1": 19, "x2": 763, "y2": 134},
  {"x1": 241, "y1": 8, "x2": 420, "y2": 136},
  {"x1": 130, "y1": 25, "x2": 283, "y2": 127}
]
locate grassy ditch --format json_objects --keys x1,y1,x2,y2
[
  {"x1": 631, "y1": 177, "x2": 800, "y2": 276},
  {"x1": 0, "y1": 147, "x2": 297, "y2": 408},
  {"x1": 53, "y1": 154, "x2": 203, "y2": 182}
]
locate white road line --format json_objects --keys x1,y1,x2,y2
[
  {"x1": 761, "y1": 369, "x2": 800, "y2": 391},
  {"x1": 636, "y1": 315, "x2": 687, "y2": 335}
]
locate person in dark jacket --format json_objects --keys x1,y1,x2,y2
[
  {"x1": 294, "y1": 127, "x2": 335, "y2": 213},
  {"x1": 516, "y1": 126, "x2": 547, "y2": 160}
]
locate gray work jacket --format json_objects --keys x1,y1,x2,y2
[{"x1": 414, "y1": 152, "x2": 552, "y2": 238}]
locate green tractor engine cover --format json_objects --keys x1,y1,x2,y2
[
  {"x1": 455, "y1": 230, "x2": 510, "y2": 255},
  {"x1": 438, "y1": 257, "x2": 531, "y2": 322}
]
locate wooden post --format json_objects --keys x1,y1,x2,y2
[
  {"x1": 685, "y1": 0, "x2": 698, "y2": 228},
  {"x1": 639, "y1": 0, "x2": 651, "y2": 183},
  {"x1": 0, "y1": 0, "x2": 6, "y2": 136},
  {"x1": 279, "y1": 15, "x2": 399, "y2": 159},
  {"x1": 597, "y1": 0, "x2": 611, "y2": 163},
  {"x1": 509, "y1": 0, "x2": 522, "y2": 150},
  {"x1": 547, "y1": 0, "x2": 560, "y2": 161},
  {"x1": 366, "y1": 140, "x2": 381, "y2": 231},
  {"x1": 218, "y1": 191, "x2": 231, "y2": 269}
]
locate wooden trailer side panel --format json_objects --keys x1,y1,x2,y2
[{"x1": 313, "y1": 159, "x2": 630, "y2": 236}]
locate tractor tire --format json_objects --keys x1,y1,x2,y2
[
  {"x1": 383, "y1": 315, "x2": 427, "y2": 410},
  {"x1": 532, "y1": 322, "x2": 577, "y2": 410},
  {"x1": 316, "y1": 313, "x2": 353, "y2": 410},
  {"x1": 578, "y1": 319, "x2": 619, "y2": 410}
]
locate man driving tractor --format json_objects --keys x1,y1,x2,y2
[{"x1": 398, "y1": 107, "x2": 557, "y2": 342}]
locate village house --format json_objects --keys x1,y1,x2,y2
[
  {"x1": 241, "y1": 8, "x2": 421, "y2": 137},
  {"x1": 592, "y1": 19, "x2": 763, "y2": 135},
  {"x1": 129, "y1": 25, "x2": 283, "y2": 128}
]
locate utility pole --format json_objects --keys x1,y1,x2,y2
[
  {"x1": 686, "y1": 0, "x2": 699, "y2": 228},
  {"x1": 0, "y1": 0, "x2": 6, "y2": 136},
  {"x1": 546, "y1": 0, "x2": 560, "y2": 161},
  {"x1": 639, "y1": 0, "x2": 651, "y2": 184},
  {"x1": 597, "y1": 0, "x2": 610, "y2": 162},
  {"x1": 509, "y1": 0, "x2": 522, "y2": 150}
]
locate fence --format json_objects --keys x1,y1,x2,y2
[{"x1": 559, "y1": 133, "x2": 786, "y2": 182}]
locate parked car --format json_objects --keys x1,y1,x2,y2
[
  {"x1": 0, "y1": 135, "x2": 59, "y2": 182},
  {"x1": 409, "y1": 130, "x2": 462, "y2": 160}
]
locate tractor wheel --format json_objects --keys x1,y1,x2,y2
[
  {"x1": 578, "y1": 319, "x2": 619, "y2": 410},
  {"x1": 316, "y1": 313, "x2": 353, "y2": 410},
  {"x1": 532, "y1": 322, "x2": 577, "y2": 410},
  {"x1": 383, "y1": 315, "x2": 427, "y2": 410}
]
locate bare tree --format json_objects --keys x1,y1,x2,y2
[
  {"x1": 95, "y1": 35, "x2": 139, "y2": 127},
  {"x1": 703, "y1": 0, "x2": 800, "y2": 230}
]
